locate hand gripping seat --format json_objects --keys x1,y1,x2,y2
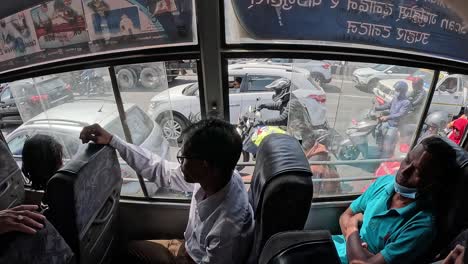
[
  {"x1": 46, "y1": 144, "x2": 122, "y2": 264},
  {"x1": 248, "y1": 133, "x2": 313, "y2": 262},
  {"x1": 0, "y1": 219, "x2": 75, "y2": 264},
  {"x1": 258, "y1": 230, "x2": 340, "y2": 264},
  {"x1": 0, "y1": 139, "x2": 24, "y2": 210}
]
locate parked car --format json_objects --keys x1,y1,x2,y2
[
  {"x1": 352, "y1": 64, "x2": 416, "y2": 93},
  {"x1": 239, "y1": 58, "x2": 332, "y2": 84},
  {"x1": 5, "y1": 100, "x2": 170, "y2": 196},
  {"x1": 373, "y1": 74, "x2": 467, "y2": 118},
  {"x1": 148, "y1": 63, "x2": 328, "y2": 142},
  {"x1": 0, "y1": 77, "x2": 74, "y2": 127}
]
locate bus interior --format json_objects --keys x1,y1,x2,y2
[{"x1": 1, "y1": 0, "x2": 468, "y2": 263}]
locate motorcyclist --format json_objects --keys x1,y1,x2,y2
[
  {"x1": 374, "y1": 81, "x2": 411, "y2": 158},
  {"x1": 422, "y1": 111, "x2": 450, "y2": 138},
  {"x1": 410, "y1": 77, "x2": 426, "y2": 109},
  {"x1": 255, "y1": 78, "x2": 313, "y2": 144}
]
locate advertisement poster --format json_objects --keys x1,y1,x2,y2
[
  {"x1": 82, "y1": 0, "x2": 194, "y2": 46},
  {"x1": 0, "y1": 11, "x2": 41, "y2": 62},
  {"x1": 31, "y1": 0, "x2": 89, "y2": 49},
  {"x1": 229, "y1": 0, "x2": 468, "y2": 62}
]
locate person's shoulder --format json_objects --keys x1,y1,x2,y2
[{"x1": 374, "y1": 175, "x2": 395, "y2": 187}]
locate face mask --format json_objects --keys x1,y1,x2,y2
[{"x1": 394, "y1": 180, "x2": 418, "y2": 199}]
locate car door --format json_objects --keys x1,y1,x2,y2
[
  {"x1": 0, "y1": 87, "x2": 15, "y2": 107},
  {"x1": 241, "y1": 75, "x2": 280, "y2": 120},
  {"x1": 431, "y1": 76, "x2": 463, "y2": 116},
  {"x1": 228, "y1": 75, "x2": 245, "y2": 123}
]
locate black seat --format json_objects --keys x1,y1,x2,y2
[
  {"x1": 0, "y1": 219, "x2": 75, "y2": 264},
  {"x1": 248, "y1": 133, "x2": 313, "y2": 262},
  {"x1": 0, "y1": 140, "x2": 24, "y2": 210},
  {"x1": 258, "y1": 230, "x2": 340, "y2": 264},
  {"x1": 47, "y1": 144, "x2": 122, "y2": 264}
]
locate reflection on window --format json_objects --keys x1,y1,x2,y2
[{"x1": 228, "y1": 58, "x2": 436, "y2": 197}]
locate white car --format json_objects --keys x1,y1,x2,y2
[
  {"x1": 240, "y1": 58, "x2": 332, "y2": 84},
  {"x1": 353, "y1": 64, "x2": 416, "y2": 93},
  {"x1": 148, "y1": 64, "x2": 328, "y2": 141}
]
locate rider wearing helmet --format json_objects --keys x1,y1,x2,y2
[
  {"x1": 423, "y1": 111, "x2": 449, "y2": 138},
  {"x1": 256, "y1": 78, "x2": 292, "y2": 127},
  {"x1": 375, "y1": 81, "x2": 411, "y2": 157},
  {"x1": 411, "y1": 77, "x2": 427, "y2": 108}
]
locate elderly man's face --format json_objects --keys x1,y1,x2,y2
[{"x1": 396, "y1": 144, "x2": 440, "y2": 189}]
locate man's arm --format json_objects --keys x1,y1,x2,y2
[
  {"x1": 346, "y1": 231, "x2": 387, "y2": 264},
  {"x1": 386, "y1": 101, "x2": 410, "y2": 120},
  {"x1": 262, "y1": 105, "x2": 289, "y2": 126},
  {"x1": 374, "y1": 102, "x2": 391, "y2": 111},
  {"x1": 80, "y1": 124, "x2": 194, "y2": 192},
  {"x1": 259, "y1": 101, "x2": 282, "y2": 111},
  {"x1": 412, "y1": 91, "x2": 426, "y2": 107}
]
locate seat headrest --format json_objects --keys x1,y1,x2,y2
[{"x1": 249, "y1": 133, "x2": 312, "y2": 216}]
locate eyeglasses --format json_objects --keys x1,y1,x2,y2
[{"x1": 176, "y1": 149, "x2": 203, "y2": 164}]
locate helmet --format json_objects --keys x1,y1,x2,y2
[
  {"x1": 412, "y1": 77, "x2": 424, "y2": 90},
  {"x1": 425, "y1": 111, "x2": 449, "y2": 130},
  {"x1": 393, "y1": 81, "x2": 408, "y2": 97},
  {"x1": 265, "y1": 78, "x2": 291, "y2": 102}
]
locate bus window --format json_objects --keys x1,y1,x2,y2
[
  {"x1": 114, "y1": 61, "x2": 198, "y2": 199},
  {"x1": 230, "y1": 58, "x2": 435, "y2": 197}
]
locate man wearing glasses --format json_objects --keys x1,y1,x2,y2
[{"x1": 79, "y1": 118, "x2": 254, "y2": 264}]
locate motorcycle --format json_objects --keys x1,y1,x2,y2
[
  {"x1": 78, "y1": 69, "x2": 106, "y2": 96},
  {"x1": 332, "y1": 106, "x2": 383, "y2": 160}
]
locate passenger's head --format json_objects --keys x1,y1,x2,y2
[
  {"x1": 396, "y1": 136, "x2": 456, "y2": 194},
  {"x1": 412, "y1": 77, "x2": 424, "y2": 91},
  {"x1": 22, "y1": 134, "x2": 64, "y2": 190},
  {"x1": 178, "y1": 118, "x2": 242, "y2": 186},
  {"x1": 394, "y1": 81, "x2": 408, "y2": 99},
  {"x1": 233, "y1": 77, "x2": 242, "y2": 88}
]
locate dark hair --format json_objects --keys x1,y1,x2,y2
[
  {"x1": 182, "y1": 118, "x2": 242, "y2": 176},
  {"x1": 420, "y1": 136, "x2": 460, "y2": 250},
  {"x1": 234, "y1": 77, "x2": 242, "y2": 83},
  {"x1": 22, "y1": 134, "x2": 63, "y2": 190}
]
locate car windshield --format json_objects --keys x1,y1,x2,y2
[
  {"x1": 372, "y1": 64, "x2": 390, "y2": 71},
  {"x1": 182, "y1": 83, "x2": 199, "y2": 96}
]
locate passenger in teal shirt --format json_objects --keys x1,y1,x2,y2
[{"x1": 333, "y1": 137, "x2": 458, "y2": 264}]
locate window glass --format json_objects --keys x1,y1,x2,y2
[
  {"x1": 248, "y1": 76, "x2": 277, "y2": 92},
  {"x1": 229, "y1": 58, "x2": 433, "y2": 197},
  {"x1": 0, "y1": 0, "x2": 197, "y2": 74},
  {"x1": 115, "y1": 60, "x2": 198, "y2": 199},
  {"x1": 1, "y1": 88, "x2": 11, "y2": 101},
  {"x1": 3, "y1": 67, "x2": 153, "y2": 197}
]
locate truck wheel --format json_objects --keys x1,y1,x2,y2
[
  {"x1": 140, "y1": 67, "x2": 164, "y2": 89},
  {"x1": 159, "y1": 115, "x2": 188, "y2": 143},
  {"x1": 117, "y1": 68, "x2": 137, "y2": 90}
]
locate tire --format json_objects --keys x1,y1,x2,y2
[
  {"x1": 117, "y1": 68, "x2": 137, "y2": 90},
  {"x1": 311, "y1": 73, "x2": 325, "y2": 85},
  {"x1": 337, "y1": 144, "x2": 360, "y2": 160},
  {"x1": 140, "y1": 67, "x2": 164, "y2": 89},
  {"x1": 367, "y1": 79, "x2": 379, "y2": 93},
  {"x1": 159, "y1": 114, "x2": 188, "y2": 143}
]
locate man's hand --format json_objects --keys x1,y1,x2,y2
[
  {"x1": 0, "y1": 205, "x2": 45, "y2": 235},
  {"x1": 80, "y1": 123, "x2": 113, "y2": 145},
  {"x1": 443, "y1": 244, "x2": 465, "y2": 264},
  {"x1": 379, "y1": 116, "x2": 389, "y2": 122},
  {"x1": 344, "y1": 213, "x2": 363, "y2": 240}
]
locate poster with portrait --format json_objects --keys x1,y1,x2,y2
[
  {"x1": 0, "y1": 11, "x2": 41, "y2": 62},
  {"x1": 82, "y1": 0, "x2": 194, "y2": 48},
  {"x1": 30, "y1": 0, "x2": 89, "y2": 49}
]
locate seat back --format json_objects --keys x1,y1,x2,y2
[
  {"x1": 259, "y1": 230, "x2": 340, "y2": 264},
  {"x1": 248, "y1": 134, "x2": 313, "y2": 261},
  {"x1": 0, "y1": 219, "x2": 75, "y2": 264},
  {"x1": 0, "y1": 140, "x2": 24, "y2": 210},
  {"x1": 47, "y1": 144, "x2": 122, "y2": 264}
]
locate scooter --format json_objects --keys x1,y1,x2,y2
[{"x1": 333, "y1": 107, "x2": 383, "y2": 160}]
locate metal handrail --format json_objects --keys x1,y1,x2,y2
[{"x1": 237, "y1": 157, "x2": 403, "y2": 166}]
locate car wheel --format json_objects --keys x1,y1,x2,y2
[
  {"x1": 159, "y1": 114, "x2": 188, "y2": 143},
  {"x1": 367, "y1": 79, "x2": 379, "y2": 93},
  {"x1": 311, "y1": 73, "x2": 325, "y2": 85},
  {"x1": 337, "y1": 144, "x2": 360, "y2": 160},
  {"x1": 140, "y1": 67, "x2": 164, "y2": 89},
  {"x1": 117, "y1": 68, "x2": 137, "y2": 90}
]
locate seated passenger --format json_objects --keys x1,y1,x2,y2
[
  {"x1": 448, "y1": 118, "x2": 468, "y2": 145},
  {"x1": 22, "y1": 134, "x2": 64, "y2": 192},
  {"x1": 333, "y1": 136, "x2": 457, "y2": 264},
  {"x1": 79, "y1": 119, "x2": 254, "y2": 264},
  {"x1": 0, "y1": 205, "x2": 45, "y2": 235}
]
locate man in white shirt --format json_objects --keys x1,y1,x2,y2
[{"x1": 79, "y1": 118, "x2": 254, "y2": 264}]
